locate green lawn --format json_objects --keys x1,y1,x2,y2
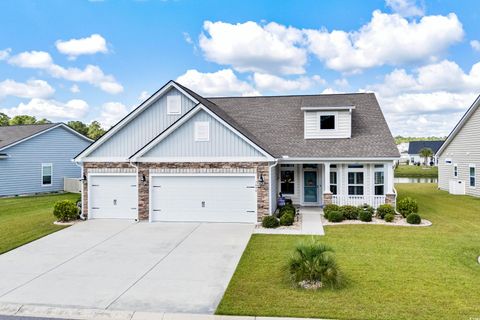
[
  {"x1": 395, "y1": 165, "x2": 438, "y2": 178},
  {"x1": 217, "y1": 184, "x2": 480, "y2": 320},
  {"x1": 0, "y1": 193, "x2": 79, "y2": 254}
]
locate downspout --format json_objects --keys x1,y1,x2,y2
[
  {"x1": 128, "y1": 160, "x2": 141, "y2": 222},
  {"x1": 73, "y1": 160, "x2": 86, "y2": 220},
  {"x1": 268, "y1": 159, "x2": 279, "y2": 215}
]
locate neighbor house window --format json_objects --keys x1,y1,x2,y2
[
  {"x1": 348, "y1": 171, "x2": 364, "y2": 195},
  {"x1": 469, "y1": 165, "x2": 476, "y2": 187},
  {"x1": 453, "y1": 164, "x2": 458, "y2": 177},
  {"x1": 167, "y1": 95, "x2": 181, "y2": 114},
  {"x1": 194, "y1": 121, "x2": 209, "y2": 141},
  {"x1": 280, "y1": 164, "x2": 295, "y2": 195},
  {"x1": 41, "y1": 163, "x2": 52, "y2": 186},
  {"x1": 320, "y1": 115, "x2": 335, "y2": 130}
]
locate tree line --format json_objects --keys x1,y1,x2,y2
[
  {"x1": 0, "y1": 113, "x2": 106, "y2": 140},
  {"x1": 394, "y1": 135, "x2": 446, "y2": 144}
]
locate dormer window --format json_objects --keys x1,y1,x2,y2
[{"x1": 320, "y1": 115, "x2": 335, "y2": 130}]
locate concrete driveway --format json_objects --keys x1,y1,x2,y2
[{"x1": 0, "y1": 220, "x2": 253, "y2": 314}]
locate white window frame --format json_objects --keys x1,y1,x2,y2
[
  {"x1": 194, "y1": 121, "x2": 210, "y2": 141},
  {"x1": 374, "y1": 165, "x2": 385, "y2": 196},
  {"x1": 469, "y1": 164, "x2": 476, "y2": 188},
  {"x1": 280, "y1": 164, "x2": 296, "y2": 195},
  {"x1": 453, "y1": 164, "x2": 458, "y2": 178},
  {"x1": 41, "y1": 163, "x2": 53, "y2": 187},
  {"x1": 330, "y1": 165, "x2": 338, "y2": 195},
  {"x1": 166, "y1": 95, "x2": 181, "y2": 115},
  {"x1": 318, "y1": 112, "x2": 337, "y2": 131},
  {"x1": 347, "y1": 165, "x2": 365, "y2": 196}
]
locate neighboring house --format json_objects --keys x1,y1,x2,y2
[
  {"x1": 397, "y1": 142, "x2": 410, "y2": 164},
  {"x1": 437, "y1": 95, "x2": 480, "y2": 197},
  {"x1": 0, "y1": 123, "x2": 92, "y2": 197},
  {"x1": 74, "y1": 81, "x2": 399, "y2": 223},
  {"x1": 407, "y1": 140, "x2": 444, "y2": 166}
]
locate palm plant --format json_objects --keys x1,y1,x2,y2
[
  {"x1": 288, "y1": 239, "x2": 342, "y2": 289},
  {"x1": 419, "y1": 147, "x2": 434, "y2": 166}
]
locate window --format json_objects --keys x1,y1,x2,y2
[
  {"x1": 348, "y1": 171, "x2": 364, "y2": 195},
  {"x1": 41, "y1": 163, "x2": 52, "y2": 186},
  {"x1": 280, "y1": 164, "x2": 295, "y2": 195},
  {"x1": 445, "y1": 158, "x2": 452, "y2": 165},
  {"x1": 167, "y1": 95, "x2": 181, "y2": 114},
  {"x1": 453, "y1": 164, "x2": 458, "y2": 177},
  {"x1": 194, "y1": 121, "x2": 209, "y2": 141},
  {"x1": 374, "y1": 171, "x2": 384, "y2": 195},
  {"x1": 330, "y1": 171, "x2": 337, "y2": 195},
  {"x1": 469, "y1": 165, "x2": 476, "y2": 187},
  {"x1": 320, "y1": 115, "x2": 335, "y2": 130},
  {"x1": 348, "y1": 164, "x2": 364, "y2": 168}
]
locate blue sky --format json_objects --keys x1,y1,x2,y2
[{"x1": 0, "y1": 0, "x2": 479, "y2": 136}]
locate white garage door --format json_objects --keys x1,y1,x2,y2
[
  {"x1": 89, "y1": 175, "x2": 138, "y2": 219},
  {"x1": 150, "y1": 175, "x2": 257, "y2": 223}
]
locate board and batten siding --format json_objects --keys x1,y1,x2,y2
[
  {"x1": 89, "y1": 88, "x2": 197, "y2": 158},
  {"x1": 438, "y1": 105, "x2": 480, "y2": 197},
  {"x1": 0, "y1": 126, "x2": 91, "y2": 196},
  {"x1": 141, "y1": 110, "x2": 265, "y2": 159},
  {"x1": 304, "y1": 110, "x2": 351, "y2": 139}
]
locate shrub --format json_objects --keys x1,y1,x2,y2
[
  {"x1": 280, "y1": 213, "x2": 294, "y2": 226},
  {"x1": 406, "y1": 213, "x2": 421, "y2": 224},
  {"x1": 384, "y1": 213, "x2": 395, "y2": 223},
  {"x1": 359, "y1": 210, "x2": 372, "y2": 222},
  {"x1": 278, "y1": 204, "x2": 296, "y2": 219},
  {"x1": 339, "y1": 205, "x2": 360, "y2": 220},
  {"x1": 53, "y1": 200, "x2": 79, "y2": 222},
  {"x1": 289, "y1": 239, "x2": 342, "y2": 289},
  {"x1": 360, "y1": 204, "x2": 374, "y2": 216},
  {"x1": 327, "y1": 211, "x2": 344, "y2": 222},
  {"x1": 323, "y1": 204, "x2": 339, "y2": 220},
  {"x1": 397, "y1": 197, "x2": 419, "y2": 218},
  {"x1": 377, "y1": 204, "x2": 395, "y2": 219},
  {"x1": 262, "y1": 215, "x2": 279, "y2": 228}
]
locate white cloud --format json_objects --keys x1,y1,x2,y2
[
  {"x1": 253, "y1": 73, "x2": 324, "y2": 92},
  {"x1": 176, "y1": 69, "x2": 260, "y2": 96},
  {"x1": 8, "y1": 50, "x2": 123, "y2": 94},
  {"x1": 138, "y1": 90, "x2": 150, "y2": 101},
  {"x1": 385, "y1": 0, "x2": 424, "y2": 17},
  {"x1": 0, "y1": 48, "x2": 11, "y2": 60},
  {"x1": 305, "y1": 11, "x2": 463, "y2": 72},
  {"x1": 98, "y1": 102, "x2": 128, "y2": 128},
  {"x1": 471, "y1": 40, "x2": 480, "y2": 52},
  {"x1": 182, "y1": 32, "x2": 193, "y2": 44},
  {"x1": 0, "y1": 79, "x2": 55, "y2": 99},
  {"x1": 199, "y1": 21, "x2": 307, "y2": 75},
  {"x1": 70, "y1": 84, "x2": 80, "y2": 93},
  {"x1": 334, "y1": 78, "x2": 349, "y2": 87},
  {"x1": 55, "y1": 34, "x2": 108, "y2": 59},
  {"x1": 1, "y1": 98, "x2": 89, "y2": 120}
]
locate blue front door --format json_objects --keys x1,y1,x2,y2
[{"x1": 303, "y1": 171, "x2": 318, "y2": 203}]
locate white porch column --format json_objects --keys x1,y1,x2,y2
[
  {"x1": 324, "y1": 162, "x2": 330, "y2": 191},
  {"x1": 386, "y1": 161, "x2": 394, "y2": 194}
]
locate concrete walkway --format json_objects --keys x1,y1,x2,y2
[{"x1": 254, "y1": 207, "x2": 325, "y2": 235}]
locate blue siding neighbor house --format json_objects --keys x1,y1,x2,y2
[{"x1": 0, "y1": 123, "x2": 92, "y2": 196}]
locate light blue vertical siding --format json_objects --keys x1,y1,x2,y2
[
  {"x1": 142, "y1": 110, "x2": 265, "y2": 158},
  {"x1": 0, "y1": 126, "x2": 91, "y2": 196},
  {"x1": 90, "y1": 88, "x2": 197, "y2": 158}
]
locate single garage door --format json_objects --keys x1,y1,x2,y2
[
  {"x1": 150, "y1": 175, "x2": 257, "y2": 223},
  {"x1": 89, "y1": 175, "x2": 138, "y2": 219}
]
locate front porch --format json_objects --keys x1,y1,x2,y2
[{"x1": 271, "y1": 161, "x2": 396, "y2": 212}]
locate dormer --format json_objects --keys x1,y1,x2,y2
[{"x1": 301, "y1": 105, "x2": 355, "y2": 139}]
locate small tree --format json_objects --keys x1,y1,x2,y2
[
  {"x1": 87, "y1": 121, "x2": 106, "y2": 140},
  {"x1": 419, "y1": 147, "x2": 433, "y2": 166},
  {"x1": 0, "y1": 113, "x2": 10, "y2": 126},
  {"x1": 9, "y1": 115, "x2": 37, "y2": 125}
]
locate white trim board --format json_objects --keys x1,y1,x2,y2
[{"x1": 74, "y1": 81, "x2": 200, "y2": 161}]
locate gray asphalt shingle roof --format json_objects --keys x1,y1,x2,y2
[
  {"x1": 0, "y1": 123, "x2": 57, "y2": 150},
  {"x1": 207, "y1": 93, "x2": 399, "y2": 158},
  {"x1": 408, "y1": 140, "x2": 444, "y2": 154}
]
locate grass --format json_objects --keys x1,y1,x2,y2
[
  {"x1": 0, "y1": 193, "x2": 79, "y2": 254},
  {"x1": 395, "y1": 165, "x2": 438, "y2": 178},
  {"x1": 217, "y1": 184, "x2": 480, "y2": 320}
]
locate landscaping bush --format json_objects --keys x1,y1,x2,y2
[
  {"x1": 327, "y1": 211, "x2": 344, "y2": 223},
  {"x1": 288, "y1": 239, "x2": 342, "y2": 289},
  {"x1": 406, "y1": 213, "x2": 421, "y2": 225},
  {"x1": 323, "y1": 204, "x2": 339, "y2": 220},
  {"x1": 359, "y1": 210, "x2": 372, "y2": 222},
  {"x1": 280, "y1": 212, "x2": 294, "y2": 226},
  {"x1": 339, "y1": 205, "x2": 360, "y2": 220},
  {"x1": 53, "y1": 200, "x2": 79, "y2": 222},
  {"x1": 360, "y1": 204, "x2": 374, "y2": 216},
  {"x1": 279, "y1": 204, "x2": 296, "y2": 218},
  {"x1": 377, "y1": 204, "x2": 395, "y2": 219},
  {"x1": 262, "y1": 215, "x2": 280, "y2": 228},
  {"x1": 397, "y1": 197, "x2": 419, "y2": 218},
  {"x1": 384, "y1": 213, "x2": 395, "y2": 223}
]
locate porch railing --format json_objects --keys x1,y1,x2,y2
[{"x1": 332, "y1": 195, "x2": 386, "y2": 208}]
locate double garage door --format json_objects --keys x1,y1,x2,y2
[{"x1": 88, "y1": 174, "x2": 257, "y2": 223}]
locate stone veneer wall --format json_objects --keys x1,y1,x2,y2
[{"x1": 82, "y1": 162, "x2": 270, "y2": 222}]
